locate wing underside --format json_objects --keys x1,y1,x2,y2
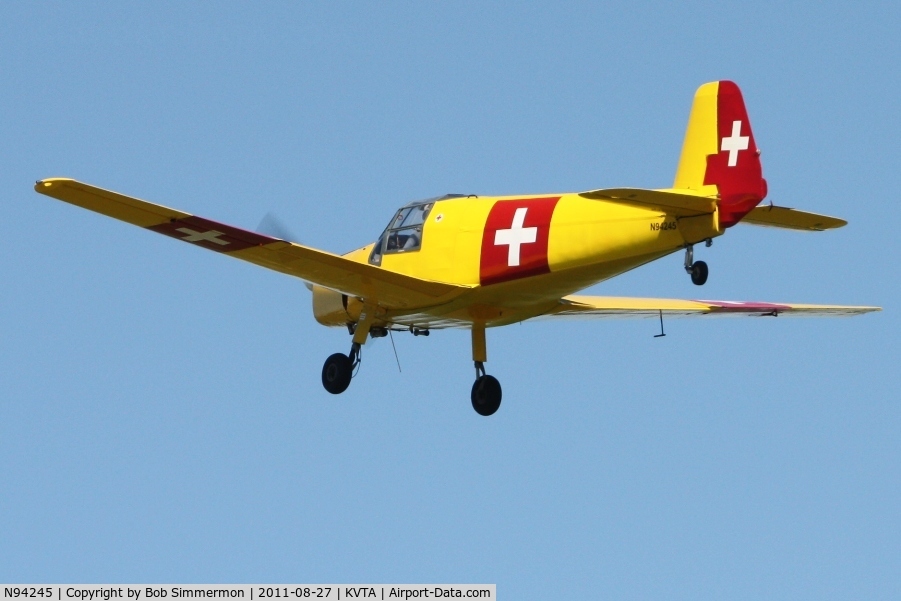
[
  {"x1": 543, "y1": 295, "x2": 879, "y2": 319},
  {"x1": 35, "y1": 178, "x2": 468, "y2": 309}
]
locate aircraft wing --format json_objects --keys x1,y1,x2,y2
[
  {"x1": 543, "y1": 295, "x2": 880, "y2": 319},
  {"x1": 739, "y1": 205, "x2": 847, "y2": 231},
  {"x1": 35, "y1": 178, "x2": 468, "y2": 309}
]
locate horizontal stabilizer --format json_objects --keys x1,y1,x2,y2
[
  {"x1": 543, "y1": 295, "x2": 879, "y2": 319},
  {"x1": 579, "y1": 188, "x2": 716, "y2": 217},
  {"x1": 740, "y1": 205, "x2": 847, "y2": 231}
]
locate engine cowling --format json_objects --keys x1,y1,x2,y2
[{"x1": 311, "y1": 285, "x2": 351, "y2": 327}]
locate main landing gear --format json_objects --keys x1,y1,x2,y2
[
  {"x1": 471, "y1": 361, "x2": 502, "y2": 417},
  {"x1": 322, "y1": 304, "x2": 376, "y2": 395},
  {"x1": 320, "y1": 313, "x2": 503, "y2": 417},
  {"x1": 470, "y1": 324, "x2": 501, "y2": 416},
  {"x1": 684, "y1": 240, "x2": 711, "y2": 286},
  {"x1": 321, "y1": 343, "x2": 359, "y2": 394}
]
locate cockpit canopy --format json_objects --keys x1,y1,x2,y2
[{"x1": 369, "y1": 194, "x2": 466, "y2": 265}]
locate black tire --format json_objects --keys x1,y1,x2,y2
[
  {"x1": 690, "y1": 260, "x2": 709, "y2": 286},
  {"x1": 471, "y1": 375, "x2": 502, "y2": 416},
  {"x1": 322, "y1": 352, "x2": 353, "y2": 394}
]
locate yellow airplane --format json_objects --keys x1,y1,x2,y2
[{"x1": 35, "y1": 81, "x2": 878, "y2": 416}]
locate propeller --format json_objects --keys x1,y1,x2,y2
[
  {"x1": 256, "y1": 211, "x2": 299, "y2": 242},
  {"x1": 256, "y1": 212, "x2": 313, "y2": 290},
  {"x1": 256, "y1": 212, "x2": 397, "y2": 368}
]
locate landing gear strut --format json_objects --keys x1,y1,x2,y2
[
  {"x1": 684, "y1": 242, "x2": 709, "y2": 286},
  {"x1": 470, "y1": 325, "x2": 502, "y2": 416},
  {"x1": 321, "y1": 305, "x2": 375, "y2": 395}
]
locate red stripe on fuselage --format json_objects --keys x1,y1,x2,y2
[{"x1": 479, "y1": 197, "x2": 560, "y2": 286}]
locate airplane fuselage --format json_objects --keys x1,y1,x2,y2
[{"x1": 316, "y1": 192, "x2": 722, "y2": 329}]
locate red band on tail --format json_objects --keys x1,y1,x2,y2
[{"x1": 703, "y1": 81, "x2": 767, "y2": 227}]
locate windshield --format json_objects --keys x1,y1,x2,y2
[{"x1": 369, "y1": 202, "x2": 434, "y2": 265}]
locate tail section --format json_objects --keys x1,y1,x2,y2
[{"x1": 674, "y1": 81, "x2": 767, "y2": 228}]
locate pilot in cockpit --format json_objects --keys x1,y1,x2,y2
[{"x1": 370, "y1": 200, "x2": 439, "y2": 265}]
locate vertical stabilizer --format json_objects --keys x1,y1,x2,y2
[{"x1": 674, "y1": 81, "x2": 767, "y2": 227}]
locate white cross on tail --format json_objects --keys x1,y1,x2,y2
[
  {"x1": 494, "y1": 207, "x2": 537, "y2": 267},
  {"x1": 721, "y1": 120, "x2": 750, "y2": 167},
  {"x1": 176, "y1": 227, "x2": 230, "y2": 246}
]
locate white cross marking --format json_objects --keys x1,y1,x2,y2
[
  {"x1": 494, "y1": 207, "x2": 537, "y2": 267},
  {"x1": 176, "y1": 227, "x2": 230, "y2": 246},
  {"x1": 721, "y1": 120, "x2": 750, "y2": 167}
]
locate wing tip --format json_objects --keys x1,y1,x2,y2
[
  {"x1": 811, "y1": 217, "x2": 848, "y2": 231},
  {"x1": 34, "y1": 177, "x2": 75, "y2": 193}
]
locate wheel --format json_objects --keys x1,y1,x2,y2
[
  {"x1": 471, "y1": 375, "x2": 502, "y2": 416},
  {"x1": 690, "y1": 260, "x2": 708, "y2": 286},
  {"x1": 322, "y1": 352, "x2": 353, "y2": 394}
]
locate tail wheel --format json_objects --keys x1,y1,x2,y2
[
  {"x1": 471, "y1": 375, "x2": 502, "y2": 416},
  {"x1": 690, "y1": 260, "x2": 708, "y2": 286},
  {"x1": 322, "y1": 352, "x2": 353, "y2": 394}
]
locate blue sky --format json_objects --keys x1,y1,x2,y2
[{"x1": 1, "y1": 2, "x2": 898, "y2": 598}]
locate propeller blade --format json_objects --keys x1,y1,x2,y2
[
  {"x1": 256, "y1": 211, "x2": 299, "y2": 242},
  {"x1": 256, "y1": 212, "x2": 312, "y2": 289}
]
